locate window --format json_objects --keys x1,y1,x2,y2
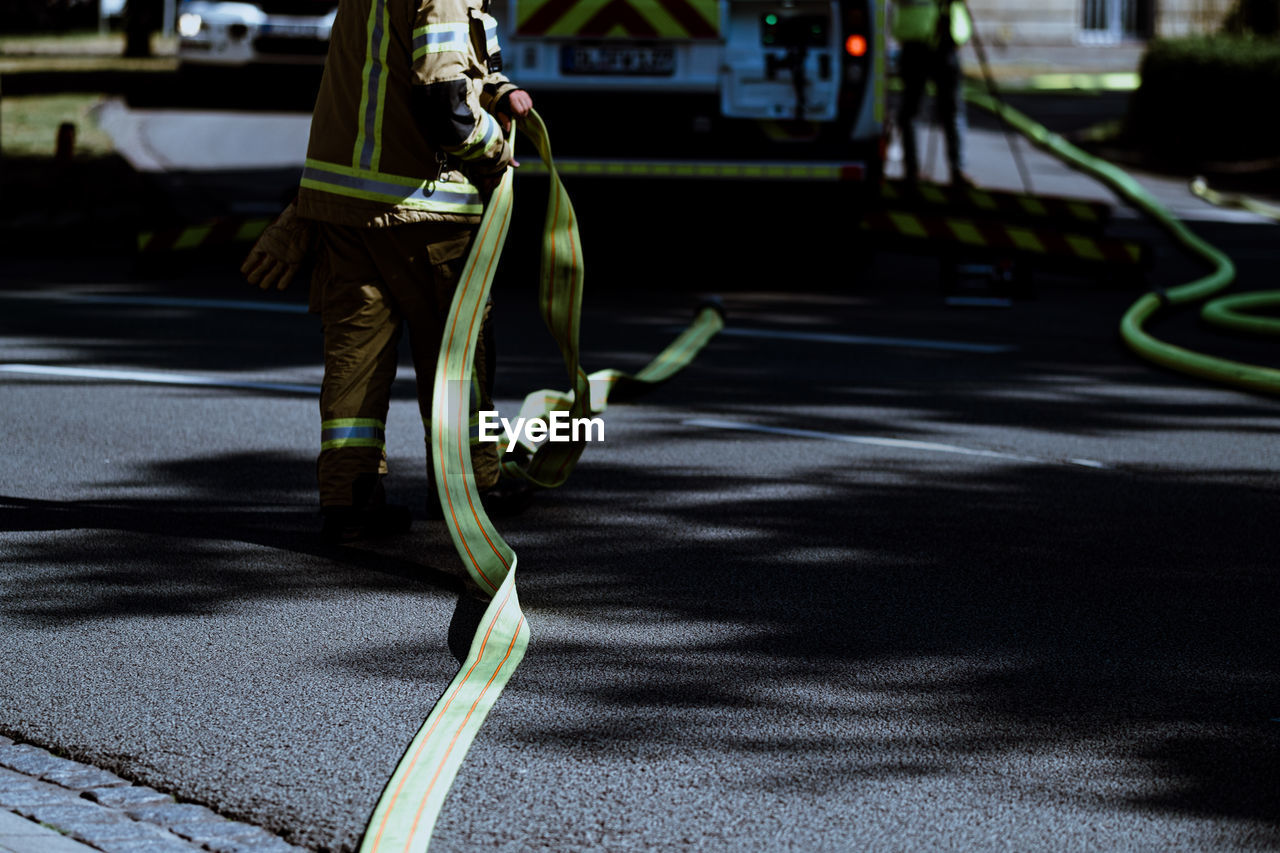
[{"x1": 1081, "y1": 0, "x2": 1152, "y2": 42}]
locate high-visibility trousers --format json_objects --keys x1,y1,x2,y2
[{"x1": 310, "y1": 220, "x2": 500, "y2": 507}]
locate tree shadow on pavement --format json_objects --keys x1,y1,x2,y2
[
  {"x1": 0, "y1": 416, "x2": 1276, "y2": 848},
  {"x1": 0, "y1": 451, "x2": 467, "y2": 629},
  {"x1": 0, "y1": 449, "x2": 495, "y2": 851},
  {"x1": 449, "y1": 444, "x2": 1280, "y2": 846},
  {"x1": 4, "y1": 206, "x2": 1280, "y2": 848}
]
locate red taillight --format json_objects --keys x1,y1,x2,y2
[{"x1": 845, "y1": 34, "x2": 867, "y2": 57}]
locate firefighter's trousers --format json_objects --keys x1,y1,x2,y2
[{"x1": 311, "y1": 220, "x2": 500, "y2": 507}]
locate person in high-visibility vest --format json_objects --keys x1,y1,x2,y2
[
  {"x1": 243, "y1": 0, "x2": 532, "y2": 543},
  {"x1": 892, "y1": 0, "x2": 973, "y2": 186}
]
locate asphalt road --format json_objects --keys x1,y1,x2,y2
[{"x1": 2, "y1": 93, "x2": 1280, "y2": 851}]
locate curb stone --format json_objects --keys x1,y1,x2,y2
[{"x1": 0, "y1": 741, "x2": 307, "y2": 853}]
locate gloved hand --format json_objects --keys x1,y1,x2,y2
[
  {"x1": 470, "y1": 143, "x2": 514, "y2": 198},
  {"x1": 240, "y1": 200, "x2": 315, "y2": 291},
  {"x1": 494, "y1": 89, "x2": 533, "y2": 139}
]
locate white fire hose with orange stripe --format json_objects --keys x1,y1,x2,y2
[{"x1": 359, "y1": 110, "x2": 724, "y2": 851}]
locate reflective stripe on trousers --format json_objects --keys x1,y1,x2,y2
[{"x1": 322, "y1": 418, "x2": 387, "y2": 451}]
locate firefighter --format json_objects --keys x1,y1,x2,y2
[
  {"x1": 892, "y1": 0, "x2": 973, "y2": 186},
  {"x1": 242, "y1": 0, "x2": 532, "y2": 543}
]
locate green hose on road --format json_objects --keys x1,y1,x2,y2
[
  {"x1": 964, "y1": 90, "x2": 1280, "y2": 397},
  {"x1": 1189, "y1": 176, "x2": 1280, "y2": 337},
  {"x1": 1200, "y1": 290, "x2": 1280, "y2": 337}
]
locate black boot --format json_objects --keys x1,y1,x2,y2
[{"x1": 321, "y1": 473, "x2": 412, "y2": 544}]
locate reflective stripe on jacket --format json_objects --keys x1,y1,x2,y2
[
  {"x1": 891, "y1": 0, "x2": 971, "y2": 47},
  {"x1": 298, "y1": 0, "x2": 519, "y2": 226}
]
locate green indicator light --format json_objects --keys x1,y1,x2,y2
[{"x1": 764, "y1": 14, "x2": 777, "y2": 25}]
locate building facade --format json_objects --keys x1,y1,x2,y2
[{"x1": 964, "y1": 0, "x2": 1236, "y2": 45}]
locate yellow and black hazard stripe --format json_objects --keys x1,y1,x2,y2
[
  {"x1": 137, "y1": 217, "x2": 271, "y2": 254},
  {"x1": 861, "y1": 209, "x2": 1145, "y2": 266},
  {"x1": 880, "y1": 180, "x2": 1112, "y2": 230},
  {"x1": 515, "y1": 158, "x2": 867, "y2": 181},
  {"x1": 515, "y1": 0, "x2": 718, "y2": 39}
]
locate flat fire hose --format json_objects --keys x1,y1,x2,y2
[
  {"x1": 359, "y1": 110, "x2": 725, "y2": 853},
  {"x1": 965, "y1": 91, "x2": 1280, "y2": 397}
]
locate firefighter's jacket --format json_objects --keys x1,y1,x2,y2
[
  {"x1": 891, "y1": 0, "x2": 972, "y2": 48},
  {"x1": 298, "y1": 0, "x2": 519, "y2": 227}
]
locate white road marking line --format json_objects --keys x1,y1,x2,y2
[
  {"x1": 0, "y1": 292, "x2": 309, "y2": 314},
  {"x1": 713, "y1": 326, "x2": 1018, "y2": 354},
  {"x1": 685, "y1": 418, "x2": 1109, "y2": 469},
  {"x1": 0, "y1": 364, "x2": 319, "y2": 394},
  {"x1": 1066, "y1": 458, "x2": 1108, "y2": 469},
  {"x1": 7, "y1": 295, "x2": 1012, "y2": 354}
]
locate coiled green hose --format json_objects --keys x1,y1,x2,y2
[
  {"x1": 1189, "y1": 176, "x2": 1280, "y2": 337},
  {"x1": 965, "y1": 91, "x2": 1280, "y2": 396}
]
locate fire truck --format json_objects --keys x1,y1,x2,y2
[
  {"x1": 176, "y1": 0, "x2": 885, "y2": 178},
  {"x1": 491, "y1": 0, "x2": 884, "y2": 174}
]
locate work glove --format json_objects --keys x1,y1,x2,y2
[
  {"x1": 241, "y1": 200, "x2": 315, "y2": 291},
  {"x1": 468, "y1": 139, "x2": 515, "y2": 199},
  {"x1": 494, "y1": 89, "x2": 533, "y2": 138}
]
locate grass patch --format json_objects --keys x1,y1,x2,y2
[
  {"x1": 1, "y1": 93, "x2": 115, "y2": 158},
  {"x1": 0, "y1": 30, "x2": 126, "y2": 55},
  {"x1": 1072, "y1": 118, "x2": 1125, "y2": 145},
  {"x1": 0, "y1": 29, "x2": 176, "y2": 56},
  {"x1": 0, "y1": 30, "x2": 177, "y2": 74}
]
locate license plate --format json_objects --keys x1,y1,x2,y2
[
  {"x1": 260, "y1": 22, "x2": 324, "y2": 38},
  {"x1": 561, "y1": 44, "x2": 675, "y2": 75}
]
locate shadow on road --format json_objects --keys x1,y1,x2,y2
[
  {"x1": 0, "y1": 454, "x2": 467, "y2": 629},
  {"x1": 1, "y1": 286, "x2": 1278, "y2": 846},
  {"x1": 492, "y1": 449, "x2": 1280, "y2": 836}
]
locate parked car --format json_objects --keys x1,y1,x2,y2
[{"x1": 176, "y1": 0, "x2": 334, "y2": 66}]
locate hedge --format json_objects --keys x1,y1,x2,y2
[
  {"x1": 1126, "y1": 36, "x2": 1280, "y2": 164},
  {"x1": 1222, "y1": 0, "x2": 1280, "y2": 36}
]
